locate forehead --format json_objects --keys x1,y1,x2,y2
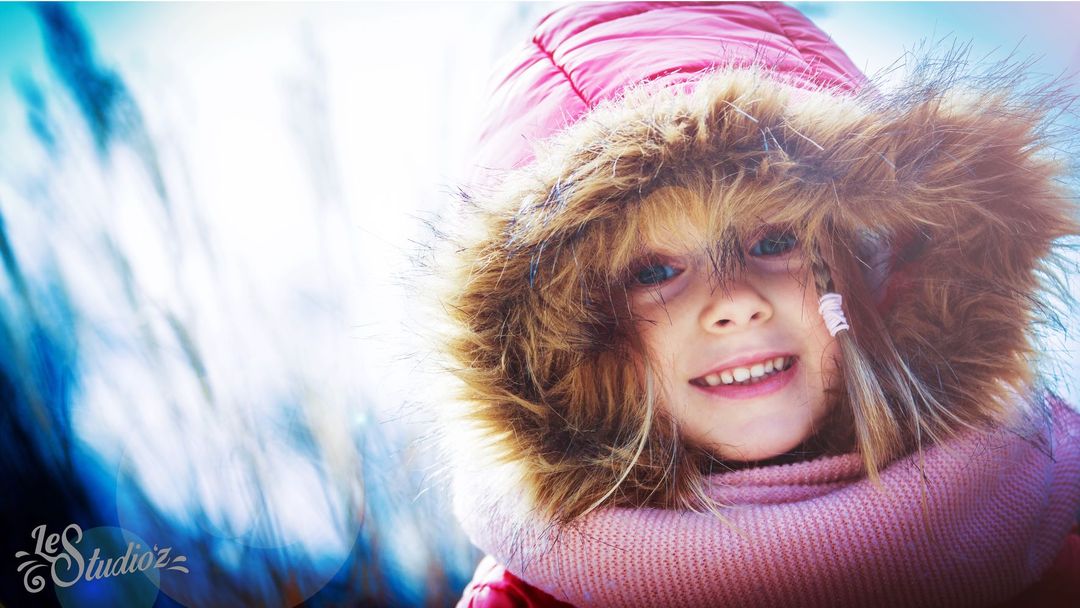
[
  {"x1": 631, "y1": 186, "x2": 714, "y2": 255},
  {"x1": 629, "y1": 185, "x2": 788, "y2": 255}
]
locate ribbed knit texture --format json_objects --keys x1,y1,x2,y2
[{"x1": 454, "y1": 398, "x2": 1080, "y2": 607}]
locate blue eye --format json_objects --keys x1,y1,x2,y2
[
  {"x1": 634, "y1": 264, "x2": 681, "y2": 285},
  {"x1": 749, "y1": 232, "x2": 797, "y2": 257}
]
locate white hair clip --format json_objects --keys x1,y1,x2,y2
[{"x1": 818, "y1": 293, "x2": 850, "y2": 337}]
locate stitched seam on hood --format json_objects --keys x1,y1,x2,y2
[
  {"x1": 533, "y1": 37, "x2": 591, "y2": 108},
  {"x1": 757, "y1": 2, "x2": 811, "y2": 70}
]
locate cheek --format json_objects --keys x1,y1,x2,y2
[
  {"x1": 630, "y1": 320, "x2": 681, "y2": 397},
  {"x1": 788, "y1": 280, "x2": 844, "y2": 402},
  {"x1": 820, "y1": 338, "x2": 843, "y2": 389}
]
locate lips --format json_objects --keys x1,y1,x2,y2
[
  {"x1": 690, "y1": 355, "x2": 796, "y2": 387},
  {"x1": 690, "y1": 356, "x2": 800, "y2": 400}
]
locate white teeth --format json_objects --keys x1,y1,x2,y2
[{"x1": 696, "y1": 356, "x2": 794, "y2": 387}]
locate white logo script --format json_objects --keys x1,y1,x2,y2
[{"x1": 14, "y1": 524, "x2": 189, "y2": 593}]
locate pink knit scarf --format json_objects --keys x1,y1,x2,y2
[{"x1": 454, "y1": 398, "x2": 1080, "y2": 607}]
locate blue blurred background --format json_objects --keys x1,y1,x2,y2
[{"x1": 1, "y1": 3, "x2": 1078, "y2": 607}]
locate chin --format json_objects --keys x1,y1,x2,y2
[{"x1": 711, "y1": 428, "x2": 814, "y2": 462}]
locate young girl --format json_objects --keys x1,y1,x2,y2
[{"x1": 433, "y1": 3, "x2": 1080, "y2": 606}]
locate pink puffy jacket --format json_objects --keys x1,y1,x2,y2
[{"x1": 472, "y1": 1, "x2": 865, "y2": 176}]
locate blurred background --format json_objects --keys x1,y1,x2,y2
[{"x1": 1, "y1": 2, "x2": 1078, "y2": 607}]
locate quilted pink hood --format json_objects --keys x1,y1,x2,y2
[{"x1": 474, "y1": 2, "x2": 867, "y2": 174}]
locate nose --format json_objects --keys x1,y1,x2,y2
[{"x1": 699, "y1": 277, "x2": 773, "y2": 333}]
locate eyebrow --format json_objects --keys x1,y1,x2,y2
[{"x1": 626, "y1": 249, "x2": 685, "y2": 269}]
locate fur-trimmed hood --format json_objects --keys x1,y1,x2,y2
[{"x1": 437, "y1": 2, "x2": 1079, "y2": 523}]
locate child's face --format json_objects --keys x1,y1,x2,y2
[{"x1": 629, "y1": 227, "x2": 841, "y2": 462}]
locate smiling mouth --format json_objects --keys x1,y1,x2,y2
[{"x1": 690, "y1": 356, "x2": 796, "y2": 387}]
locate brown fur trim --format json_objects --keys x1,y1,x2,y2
[{"x1": 433, "y1": 66, "x2": 1079, "y2": 523}]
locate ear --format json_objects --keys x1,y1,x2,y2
[
  {"x1": 852, "y1": 231, "x2": 894, "y2": 310},
  {"x1": 869, "y1": 227, "x2": 934, "y2": 316}
]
